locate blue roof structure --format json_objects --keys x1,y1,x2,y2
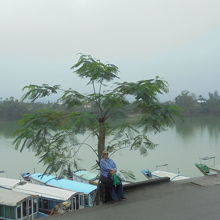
[{"x1": 30, "y1": 173, "x2": 97, "y2": 194}]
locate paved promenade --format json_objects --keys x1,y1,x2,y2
[{"x1": 45, "y1": 176, "x2": 220, "y2": 220}]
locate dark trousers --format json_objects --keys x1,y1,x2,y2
[
  {"x1": 100, "y1": 175, "x2": 113, "y2": 203},
  {"x1": 100, "y1": 175, "x2": 124, "y2": 202},
  {"x1": 111, "y1": 183, "x2": 124, "y2": 201}
]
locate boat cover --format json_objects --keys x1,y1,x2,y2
[
  {"x1": 0, "y1": 177, "x2": 77, "y2": 201},
  {"x1": 15, "y1": 181, "x2": 77, "y2": 201},
  {"x1": 73, "y1": 170, "x2": 98, "y2": 181},
  {"x1": 0, "y1": 177, "x2": 20, "y2": 189},
  {"x1": 30, "y1": 173, "x2": 97, "y2": 194},
  {"x1": 0, "y1": 188, "x2": 35, "y2": 206}
]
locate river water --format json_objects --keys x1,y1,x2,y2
[{"x1": 1, "y1": 117, "x2": 220, "y2": 181}]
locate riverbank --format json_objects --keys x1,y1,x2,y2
[{"x1": 44, "y1": 175, "x2": 220, "y2": 220}]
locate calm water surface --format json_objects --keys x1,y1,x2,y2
[{"x1": 1, "y1": 117, "x2": 220, "y2": 181}]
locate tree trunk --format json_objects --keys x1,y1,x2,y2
[{"x1": 98, "y1": 118, "x2": 105, "y2": 160}]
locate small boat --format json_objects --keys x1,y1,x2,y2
[
  {"x1": 27, "y1": 173, "x2": 97, "y2": 207},
  {"x1": 195, "y1": 156, "x2": 219, "y2": 176},
  {"x1": 0, "y1": 187, "x2": 48, "y2": 219},
  {"x1": 0, "y1": 177, "x2": 81, "y2": 214},
  {"x1": 150, "y1": 170, "x2": 189, "y2": 181},
  {"x1": 71, "y1": 169, "x2": 99, "y2": 184},
  {"x1": 142, "y1": 164, "x2": 189, "y2": 181},
  {"x1": 71, "y1": 169, "x2": 134, "y2": 187}
]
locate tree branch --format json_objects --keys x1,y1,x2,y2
[{"x1": 109, "y1": 146, "x2": 129, "y2": 157}]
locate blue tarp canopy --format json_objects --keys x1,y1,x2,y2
[{"x1": 30, "y1": 173, "x2": 97, "y2": 194}]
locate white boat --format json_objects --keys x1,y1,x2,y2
[
  {"x1": 27, "y1": 173, "x2": 97, "y2": 207},
  {"x1": 142, "y1": 164, "x2": 189, "y2": 181},
  {"x1": 151, "y1": 170, "x2": 190, "y2": 181},
  {"x1": 0, "y1": 187, "x2": 47, "y2": 219},
  {"x1": 70, "y1": 169, "x2": 132, "y2": 186},
  {"x1": 0, "y1": 177, "x2": 81, "y2": 214},
  {"x1": 71, "y1": 169, "x2": 99, "y2": 184}
]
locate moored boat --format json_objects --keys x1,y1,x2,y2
[
  {"x1": 142, "y1": 167, "x2": 189, "y2": 181},
  {"x1": 71, "y1": 169, "x2": 99, "y2": 184},
  {"x1": 0, "y1": 177, "x2": 81, "y2": 214},
  {"x1": 150, "y1": 170, "x2": 189, "y2": 181},
  {"x1": 195, "y1": 156, "x2": 219, "y2": 176},
  {"x1": 0, "y1": 187, "x2": 47, "y2": 219},
  {"x1": 27, "y1": 173, "x2": 97, "y2": 207},
  {"x1": 70, "y1": 169, "x2": 133, "y2": 187}
]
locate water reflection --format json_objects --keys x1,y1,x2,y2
[
  {"x1": 175, "y1": 116, "x2": 220, "y2": 143},
  {"x1": 1, "y1": 117, "x2": 220, "y2": 146},
  {"x1": 1, "y1": 118, "x2": 220, "y2": 179},
  {"x1": 0, "y1": 121, "x2": 19, "y2": 138}
]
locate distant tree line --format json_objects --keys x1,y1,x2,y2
[
  {"x1": 0, "y1": 96, "x2": 142, "y2": 121},
  {"x1": 0, "y1": 97, "x2": 63, "y2": 121},
  {"x1": 174, "y1": 90, "x2": 220, "y2": 116},
  {"x1": 1, "y1": 90, "x2": 220, "y2": 121}
]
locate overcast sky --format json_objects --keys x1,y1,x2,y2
[{"x1": 1, "y1": 0, "x2": 220, "y2": 101}]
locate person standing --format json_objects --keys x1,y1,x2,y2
[{"x1": 100, "y1": 150, "x2": 125, "y2": 202}]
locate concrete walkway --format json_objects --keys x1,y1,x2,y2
[{"x1": 44, "y1": 177, "x2": 220, "y2": 220}]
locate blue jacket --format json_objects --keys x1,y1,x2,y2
[{"x1": 100, "y1": 158, "x2": 117, "y2": 178}]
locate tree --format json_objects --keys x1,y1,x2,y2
[
  {"x1": 175, "y1": 90, "x2": 199, "y2": 116},
  {"x1": 204, "y1": 91, "x2": 220, "y2": 115},
  {"x1": 14, "y1": 54, "x2": 180, "y2": 177},
  {"x1": 0, "y1": 97, "x2": 27, "y2": 121}
]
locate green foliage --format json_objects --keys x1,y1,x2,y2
[
  {"x1": 14, "y1": 110, "x2": 69, "y2": 153},
  {"x1": 205, "y1": 91, "x2": 220, "y2": 115},
  {"x1": 175, "y1": 90, "x2": 220, "y2": 116},
  {"x1": 14, "y1": 54, "x2": 180, "y2": 178},
  {"x1": 58, "y1": 89, "x2": 85, "y2": 109},
  {"x1": 175, "y1": 90, "x2": 199, "y2": 116},
  {"x1": 115, "y1": 77, "x2": 168, "y2": 103},
  {"x1": 22, "y1": 84, "x2": 60, "y2": 102},
  {"x1": 71, "y1": 54, "x2": 119, "y2": 83},
  {"x1": 0, "y1": 97, "x2": 64, "y2": 121},
  {"x1": 139, "y1": 103, "x2": 181, "y2": 132},
  {"x1": 68, "y1": 112, "x2": 98, "y2": 133},
  {"x1": 0, "y1": 97, "x2": 28, "y2": 121}
]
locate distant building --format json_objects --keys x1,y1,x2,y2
[
  {"x1": 197, "y1": 99, "x2": 206, "y2": 104},
  {"x1": 197, "y1": 96, "x2": 206, "y2": 104}
]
